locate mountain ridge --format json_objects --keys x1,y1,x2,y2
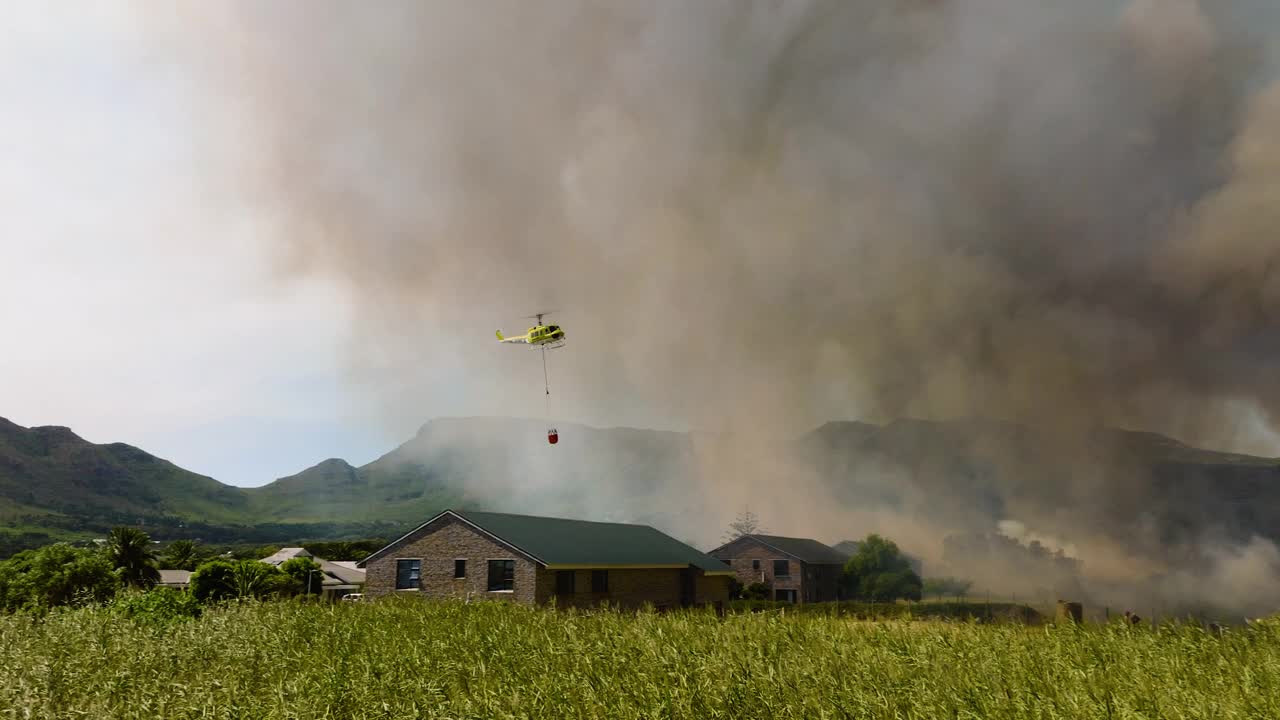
[{"x1": 2, "y1": 415, "x2": 1279, "y2": 562}]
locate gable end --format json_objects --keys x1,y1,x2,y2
[{"x1": 359, "y1": 510, "x2": 543, "y2": 567}]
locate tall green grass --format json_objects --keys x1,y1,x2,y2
[{"x1": 1, "y1": 598, "x2": 1277, "y2": 719}]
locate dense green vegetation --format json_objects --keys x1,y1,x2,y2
[
  {"x1": 8, "y1": 415, "x2": 1280, "y2": 577},
  {"x1": 1, "y1": 599, "x2": 1276, "y2": 719},
  {"x1": 0, "y1": 530, "x2": 326, "y2": 611},
  {"x1": 729, "y1": 599, "x2": 1043, "y2": 623},
  {"x1": 840, "y1": 533, "x2": 923, "y2": 602}
]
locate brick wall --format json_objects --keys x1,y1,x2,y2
[
  {"x1": 365, "y1": 514, "x2": 731, "y2": 610},
  {"x1": 534, "y1": 567, "x2": 730, "y2": 610},
  {"x1": 364, "y1": 515, "x2": 538, "y2": 604},
  {"x1": 711, "y1": 538, "x2": 807, "y2": 600},
  {"x1": 695, "y1": 574, "x2": 731, "y2": 608}
]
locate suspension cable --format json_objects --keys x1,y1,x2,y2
[{"x1": 541, "y1": 345, "x2": 551, "y2": 423}]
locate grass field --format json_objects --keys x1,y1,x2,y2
[{"x1": 2, "y1": 599, "x2": 1277, "y2": 719}]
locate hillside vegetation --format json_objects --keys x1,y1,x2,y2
[
  {"x1": 4, "y1": 415, "x2": 1280, "y2": 564},
  {"x1": 1, "y1": 600, "x2": 1276, "y2": 719}
]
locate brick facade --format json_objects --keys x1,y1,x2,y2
[
  {"x1": 364, "y1": 515, "x2": 538, "y2": 604},
  {"x1": 711, "y1": 537, "x2": 846, "y2": 604},
  {"x1": 365, "y1": 514, "x2": 730, "y2": 610}
]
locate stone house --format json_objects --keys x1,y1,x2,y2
[
  {"x1": 358, "y1": 509, "x2": 734, "y2": 610},
  {"x1": 709, "y1": 534, "x2": 850, "y2": 604}
]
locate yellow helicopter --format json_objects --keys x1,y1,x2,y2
[
  {"x1": 496, "y1": 313, "x2": 565, "y2": 349},
  {"x1": 496, "y1": 312, "x2": 565, "y2": 445}
]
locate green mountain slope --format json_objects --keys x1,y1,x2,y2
[
  {"x1": 0, "y1": 418, "x2": 248, "y2": 524},
  {"x1": 3, "y1": 414, "x2": 1279, "y2": 569}
]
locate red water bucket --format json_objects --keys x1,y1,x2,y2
[{"x1": 547, "y1": 429, "x2": 559, "y2": 444}]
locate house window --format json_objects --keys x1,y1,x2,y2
[
  {"x1": 591, "y1": 570, "x2": 608, "y2": 593},
  {"x1": 396, "y1": 559, "x2": 421, "y2": 590},
  {"x1": 556, "y1": 570, "x2": 575, "y2": 596},
  {"x1": 773, "y1": 560, "x2": 789, "y2": 577},
  {"x1": 751, "y1": 559, "x2": 760, "y2": 571},
  {"x1": 454, "y1": 559, "x2": 466, "y2": 578},
  {"x1": 487, "y1": 560, "x2": 515, "y2": 591}
]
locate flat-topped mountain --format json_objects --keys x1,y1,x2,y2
[{"x1": 2, "y1": 415, "x2": 1277, "y2": 564}]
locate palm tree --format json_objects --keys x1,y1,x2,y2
[
  {"x1": 231, "y1": 561, "x2": 280, "y2": 599},
  {"x1": 106, "y1": 527, "x2": 161, "y2": 588},
  {"x1": 160, "y1": 540, "x2": 200, "y2": 571}
]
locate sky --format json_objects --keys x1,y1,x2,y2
[
  {"x1": 0, "y1": 3, "x2": 678, "y2": 487},
  {"x1": 0, "y1": 5, "x2": 401, "y2": 486},
  {"x1": 3, "y1": 1, "x2": 1280, "y2": 489}
]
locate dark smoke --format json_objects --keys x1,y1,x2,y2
[{"x1": 149, "y1": 1, "x2": 1280, "y2": 615}]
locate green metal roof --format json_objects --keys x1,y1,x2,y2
[
  {"x1": 739, "y1": 534, "x2": 851, "y2": 565},
  {"x1": 362, "y1": 509, "x2": 734, "y2": 575},
  {"x1": 456, "y1": 510, "x2": 733, "y2": 574}
]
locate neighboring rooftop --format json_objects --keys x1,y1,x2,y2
[
  {"x1": 261, "y1": 548, "x2": 312, "y2": 566},
  {"x1": 318, "y1": 559, "x2": 365, "y2": 586},
  {"x1": 363, "y1": 509, "x2": 734, "y2": 574},
  {"x1": 158, "y1": 569, "x2": 192, "y2": 586},
  {"x1": 721, "y1": 534, "x2": 851, "y2": 565}
]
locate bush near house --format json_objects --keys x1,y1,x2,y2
[{"x1": 112, "y1": 587, "x2": 202, "y2": 624}]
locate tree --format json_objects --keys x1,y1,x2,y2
[
  {"x1": 721, "y1": 509, "x2": 764, "y2": 543},
  {"x1": 189, "y1": 559, "x2": 237, "y2": 603},
  {"x1": 303, "y1": 540, "x2": 384, "y2": 562},
  {"x1": 189, "y1": 559, "x2": 293, "y2": 603},
  {"x1": 841, "y1": 534, "x2": 923, "y2": 603},
  {"x1": 106, "y1": 527, "x2": 161, "y2": 588},
  {"x1": 923, "y1": 576, "x2": 972, "y2": 601},
  {"x1": 280, "y1": 557, "x2": 324, "y2": 595},
  {"x1": 159, "y1": 540, "x2": 203, "y2": 571},
  {"x1": 0, "y1": 544, "x2": 120, "y2": 611},
  {"x1": 231, "y1": 561, "x2": 282, "y2": 598}
]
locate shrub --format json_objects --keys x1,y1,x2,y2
[
  {"x1": 0, "y1": 544, "x2": 119, "y2": 611},
  {"x1": 741, "y1": 582, "x2": 771, "y2": 601},
  {"x1": 113, "y1": 587, "x2": 202, "y2": 624},
  {"x1": 280, "y1": 557, "x2": 323, "y2": 595}
]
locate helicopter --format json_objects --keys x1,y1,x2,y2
[
  {"x1": 497, "y1": 312, "x2": 565, "y2": 444},
  {"x1": 495, "y1": 313, "x2": 565, "y2": 348}
]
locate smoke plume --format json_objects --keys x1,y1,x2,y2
[{"x1": 145, "y1": 1, "x2": 1280, "y2": 615}]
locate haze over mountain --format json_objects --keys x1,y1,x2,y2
[{"x1": 4, "y1": 412, "x2": 1279, "y2": 614}]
